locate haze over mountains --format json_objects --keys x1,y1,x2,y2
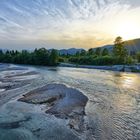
[
  {"x1": 124, "y1": 38, "x2": 140, "y2": 52},
  {"x1": 59, "y1": 38, "x2": 140, "y2": 55},
  {"x1": 93, "y1": 38, "x2": 140, "y2": 54},
  {"x1": 0, "y1": 38, "x2": 140, "y2": 55}
]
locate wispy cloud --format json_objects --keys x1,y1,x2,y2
[{"x1": 0, "y1": 0, "x2": 140, "y2": 49}]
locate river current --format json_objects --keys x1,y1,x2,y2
[{"x1": 0, "y1": 64, "x2": 140, "y2": 140}]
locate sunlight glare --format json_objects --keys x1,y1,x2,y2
[{"x1": 115, "y1": 21, "x2": 140, "y2": 40}]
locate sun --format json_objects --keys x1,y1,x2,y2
[{"x1": 115, "y1": 21, "x2": 140, "y2": 40}]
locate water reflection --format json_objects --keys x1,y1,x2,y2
[
  {"x1": 113, "y1": 72, "x2": 140, "y2": 89},
  {"x1": 114, "y1": 93, "x2": 135, "y2": 112}
]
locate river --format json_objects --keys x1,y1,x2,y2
[{"x1": 0, "y1": 64, "x2": 140, "y2": 140}]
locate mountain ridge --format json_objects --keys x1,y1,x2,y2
[
  {"x1": 93, "y1": 38, "x2": 140, "y2": 54},
  {"x1": 0, "y1": 38, "x2": 140, "y2": 55}
]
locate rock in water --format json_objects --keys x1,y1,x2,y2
[{"x1": 18, "y1": 84, "x2": 88, "y2": 131}]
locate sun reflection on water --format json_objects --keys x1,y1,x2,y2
[
  {"x1": 112, "y1": 72, "x2": 140, "y2": 113},
  {"x1": 113, "y1": 72, "x2": 140, "y2": 89},
  {"x1": 114, "y1": 93, "x2": 136, "y2": 112}
]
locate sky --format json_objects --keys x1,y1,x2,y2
[{"x1": 0, "y1": 0, "x2": 140, "y2": 50}]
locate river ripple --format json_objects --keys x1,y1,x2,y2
[
  {"x1": 37, "y1": 67, "x2": 140, "y2": 140},
  {"x1": 0, "y1": 65, "x2": 140, "y2": 140}
]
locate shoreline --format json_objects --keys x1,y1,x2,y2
[
  {"x1": 59, "y1": 63, "x2": 140, "y2": 73},
  {"x1": 1, "y1": 63, "x2": 140, "y2": 73}
]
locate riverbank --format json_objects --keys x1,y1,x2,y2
[{"x1": 59, "y1": 63, "x2": 140, "y2": 72}]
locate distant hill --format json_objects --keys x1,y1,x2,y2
[
  {"x1": 124, "y1": 38, "x2": 140, "y2": 53},
  {"x1": 0, "y1": 38, "x2": 139, "y2": 55},
  {"x1": 0, "y1": 49, "x2": 8, "y2": 53},
  {"x1": 0, "y1": 48, "x2": 85, "y2": 55},
  {"x1": 93, "y1": 38, "x2": 140, "y2": 54},
  {"x1": 93, "y1": 45, "x2": 113, "y2": 52},
  {"x1": 58, "y1": 48, "x2": 85, "y2": 55}
]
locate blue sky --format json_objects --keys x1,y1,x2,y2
[{"x1": 0, "y1": 0, "x2": 140, "y2": 50}]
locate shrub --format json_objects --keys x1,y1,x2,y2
[
  {"x1": 136, "y1": 52, "x2": 140, "y2": 62},
  {"x1": 69, "y1": 55, "x2": 117, "y2": 65}
]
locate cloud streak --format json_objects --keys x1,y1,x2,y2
[{"x1": 0, "y1": 0, "x2": 140, "y2": 49}]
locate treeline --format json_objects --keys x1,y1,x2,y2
[
  {"x1": 65, "y1": 37, "x2": 140, "y2": 65},
  {"x1": 0, "y1": 48, "x2": 59, "y2": 66},
  {"x1": 1, "y1": 37, "x2": 140, "y2": 67}
]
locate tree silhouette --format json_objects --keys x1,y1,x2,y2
[
  {"x1": 102, "y1": 48, "x2": 109, "y2": 56},
  {"x1": 0, "y1": 48, "x2": 59, "y2": 66},
  {"x1": 114, "y1": 36, "x2": 123, "y2": 45},
  {"x1": 113, "y1": 36, "x2": 128, "y2": 63},
  {"x1": 88, "y1": 48, "x2": 94, "y2": 55},
  {"x1": 95, "y1": 48, "x2": 101, "y2": 56},
  {"x1": 49, "y1": 49, "x2": 58, "y2": 66}
]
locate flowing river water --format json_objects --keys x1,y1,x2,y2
[{"x1": 0, "y1": 64, "x2": 140, "y2": 140}]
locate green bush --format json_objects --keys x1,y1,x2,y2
[
  {"x1": 58, "y1": 57, "x2": 65, "y2": 62},
  {"x1": 0, "y1": 48, "x2": 59, "y2": 66},
  {"x1": 91, "y1": 56, "x2": 116, "y2": 65},
  {"x1": 69, "y1": 55, "x2": 118, "y2": 65},
  {"x1": 136, "y1": 52, "x2": 140, "y2": 62},
  {"x1": 126, "y1": 56, "x2": 134, "y2": 65},
  {"x1": 68, "y1": 55, "x2": 135, "y2": 66}
]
